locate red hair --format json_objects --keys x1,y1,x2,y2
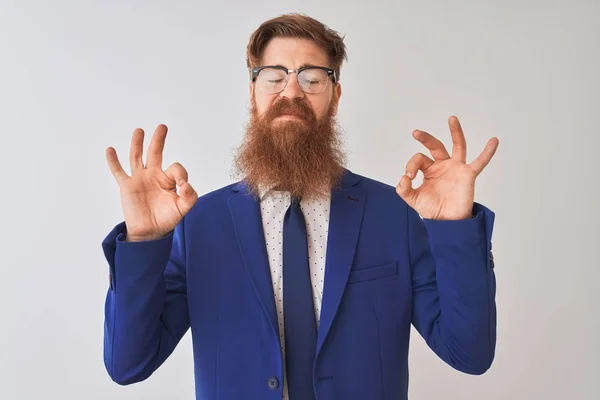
[{"x1": 246, "y1": 13, "x2": 348, "y2": 81}]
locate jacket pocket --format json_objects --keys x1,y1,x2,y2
[{"x1": 347, "y1": 261, "x2": 398, "y2": 284}]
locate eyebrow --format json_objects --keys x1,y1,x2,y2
[{"x1": 270, "y1": 62, "x2": 324, "y2": 70}]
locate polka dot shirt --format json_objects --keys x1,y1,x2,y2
[{"x1": 259, "y1": 188, "x2": 331, "y2": 400}]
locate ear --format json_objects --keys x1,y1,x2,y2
[
  {"x1": 249, "y1": 82, "x2": 255, "y2": 98},
  {"x1": 335, "y1": 82, "x2": 342, "y2": 102},
  {"x1": 332, "y1": 83, "x2": 342, "y2": 116}
]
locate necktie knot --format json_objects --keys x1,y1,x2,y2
[{"x1": 290, "y1": 195, "x2": 302, "y2": 208}]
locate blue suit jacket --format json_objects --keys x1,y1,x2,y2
[{"x1": 102, "y1": 168, "x2": 496, "y2": 400}]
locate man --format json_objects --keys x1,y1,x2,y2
[{"x1": 102, "y1": 13, "x2": 499, "y2": 400}]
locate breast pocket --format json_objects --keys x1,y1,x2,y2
[{"x1": 347, "y1": 261, "x2": 398, "y2": 284}]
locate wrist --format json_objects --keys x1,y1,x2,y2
[{"x1": 124, "y1": 232, "x2": 166, "y2": 242}]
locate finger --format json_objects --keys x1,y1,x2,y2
[
  {"x1": 164, "y1": 162, "x2": 189, "y2": 186},
  {"x1": 396, "y1": 174, "x2": 417, "y2": 208},
  {"x1": 146, "y1": 124, "x2": 168, "y2": 169},
  {"x1": 413, "y1": 130, "x2": 450, "y2": 160},
  {"x1": 448, "y1": 116, "x2": 467, "y2": 163},
  {"x1": 405, "y1": 152, "x2": 435, "y2": 180},
  {"x1": 129, "y1": 128, "x2": 145, "y2": 172},
  {"x1": 177, "y1": 182, "x2": 198, "y2": 215},
  {"x1": 105, "y1": 147, "x2": 129, "y2": 184},
  {"x1": 469, "y1": 137, "x2": 499, "y2": 175}
]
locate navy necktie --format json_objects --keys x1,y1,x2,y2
[{"x1": 283, "y1": 196, "x2": 317, "y2": 400}]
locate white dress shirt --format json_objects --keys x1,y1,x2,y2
[{"x1": 258, "y1": 187, "x2": 331, "y2": 400}]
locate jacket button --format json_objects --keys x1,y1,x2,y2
[{"x1": 268, "y1": 377, "x2": 279, "y2": 391}]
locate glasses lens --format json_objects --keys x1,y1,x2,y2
[
  {"x1": 298, "y1": 68, "x2": 330, "y2": 93},
  {"x1": 257, "y1": 68, "x2": 288, "y2": 94}
]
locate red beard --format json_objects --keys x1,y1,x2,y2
[{"x1": 233, "y1": 97, "x2": 346, "y2": 201}]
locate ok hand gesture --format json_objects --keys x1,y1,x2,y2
[
  {"x1": 106, "y1": 125, "x2": 198, "y2": 242},
  {"x1": 396, "y1": 116, "x2": 499, "y2": 220}
]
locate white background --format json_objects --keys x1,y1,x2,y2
[{"x1": 1, "y1": 0, "x2": 598, "y2": 399}]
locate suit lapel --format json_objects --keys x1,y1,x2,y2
[
  {"x1": 316, "y1": 170, "x2": 366, "y2": 358},
  {"x1": 228, "y1": 185, "x2": 279, "y2": 340},
  {"x1": 227, "y1": 169, "x2": 366, "y2": 358}
]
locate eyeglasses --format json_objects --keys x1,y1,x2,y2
[{"x1": 251, "y1": 65, "x2": 336, "y2": 94}]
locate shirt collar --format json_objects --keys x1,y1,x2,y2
[
  {"x1": 258, "y1": 184, "x2": 332, "y2": 202},
  {"x1": 258, "y1": 184, "x2": 278, "y2": 201}
]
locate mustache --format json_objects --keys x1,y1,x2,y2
[{"x1": 262, "y1": 98, "x2": 317, "y2": 123}]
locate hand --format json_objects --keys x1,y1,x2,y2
[
  {"x1": 106, "y1": 124, "x2": 198, "y2": 242},
  {"x1": 396, "y1": 116, "x2": 499, "y2": 220}
]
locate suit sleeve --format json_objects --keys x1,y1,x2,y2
[
  {"x1": 409, "y1": 202, "x2": 496, "y2": 375},
  {"x1": 101, "y1": 218, "x2": 190, "y2": 385}
]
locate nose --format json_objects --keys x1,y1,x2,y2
[{"x1": 279, "y1": 72, "x2": 305, "y2": 100}]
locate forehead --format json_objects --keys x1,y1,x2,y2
[{"x1": 260, "y1": 37, "x2": 330, "y2": 68}]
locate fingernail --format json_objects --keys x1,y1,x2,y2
[{"x1": 406, "y1": 172, "x2": 413, "y2": 179}]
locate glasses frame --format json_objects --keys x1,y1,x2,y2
[{"x1": 251, "y1": 65, "x2": 337, "y2": 94}]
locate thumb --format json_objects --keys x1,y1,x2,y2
[
  {"x1": 396, "y1": 175, "x2": 416, "y2": 207},
  {"x1": 177, "y1": 182, "x2": 198, "y2": 215}
]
